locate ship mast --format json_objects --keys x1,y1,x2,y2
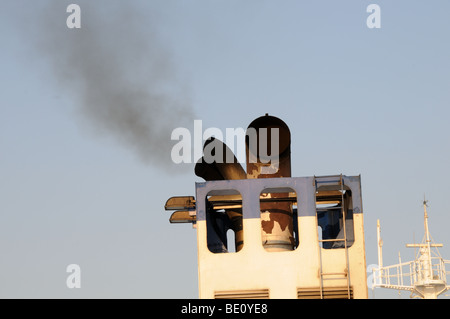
[
  {"x1": 373, "y1": 199, "x2": 450, "y2": 299},
  {"x1": 423, "y1": 199, "x2": 432, "y2": 260}
]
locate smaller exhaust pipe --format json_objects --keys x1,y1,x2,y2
[
  {"x1": 195, "y1": 137, "x2": 246, "y2": 181},
  {"x1": 195, "y1": 138, "x2": 245, "y2": 252}
]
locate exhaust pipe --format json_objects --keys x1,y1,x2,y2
[
  {"x1": 245, "y1": 113, "x2": 291, "y2": 178},
  {"x1": 246, "y1": 114, "x2": 294, "y2": 251},
  {"x1": 195, "y1": 137, "x2": 245, "y2": 252},
  {"x1": 195, "y1": 137, "x2": 246, "y2": 181}
]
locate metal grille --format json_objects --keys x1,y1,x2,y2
[
  {"x1": 214, "y1": 289, "x2": 270, "y2": 299},
  {"x1": 297, "y1": 287, "x2": 353, "y2": 299}
]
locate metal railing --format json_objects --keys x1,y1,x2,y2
[{"x1": 373, "y1": 257, "x2": 450, "y2": 290}]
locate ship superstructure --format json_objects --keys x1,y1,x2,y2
[{"x1": 165, "y1": 115, "x2": 368, "y2": 299}]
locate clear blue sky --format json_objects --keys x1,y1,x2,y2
[{"x1": 1, "y1": 0, "x2": 449, "y2": 298}]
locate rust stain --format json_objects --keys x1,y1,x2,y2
[
  {"x1": 261, "y1": 210, "x2": 292, "y2": 233},
  {"x1": 261, "y1": 217, "x2": 274, "y2": 234},
  {"x1": 260, "y1": 201, "x2": 293, "y2": 232}
]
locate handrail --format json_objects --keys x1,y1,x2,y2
[{"x1": 373, "y1": 256, "x2": 450, "y2": 289}]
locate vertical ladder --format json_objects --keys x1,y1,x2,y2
[{"x1": 316, "y1": 175, "x2": 352, "y2": 299}]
